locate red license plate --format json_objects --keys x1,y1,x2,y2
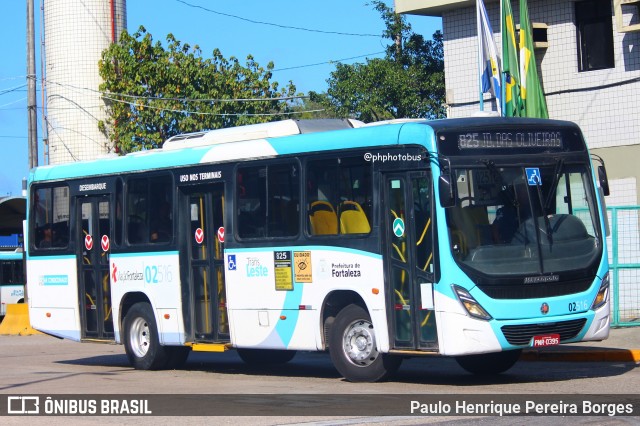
[{"x1": 532, "y1": 334, "x2": 560, "y2": 347}]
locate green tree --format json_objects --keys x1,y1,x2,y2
[
  {"x1": 311, "y1": 1, "x2": 445, "y2": 122},
  {"x1": 98, "y1": 26, "x2": 298, "y2": 153}
]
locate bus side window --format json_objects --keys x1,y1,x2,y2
[
  {"x1": 114, "y1": 179, "x2": 124, "y2": 247},
  {"x1": 32, "y1": 185, "x2": 70, "y2": 250},
  {"x1": 268, "y1": 163, "x2": 299, "y2": 237},
  {"x1": 126, "y1": 174, "x2": 173, "y2": 245},
  {"x1": 337, "y1": 156, "x2": 372, "y2": 235},
  {"x1": 127, "y1": 179, "x2": 147, "y2": 244},
  {"x1": 306, "y1": 155, "x2": 372, "y2": 236},
  {"x1": 237, "y1": 167, "x2": 266, "y2": 239},
  {"x1": 237, "y1": 162, "x2": 299, "y2": 239},
  {"x1": 306, "y1": 159, "x2": 338, "y2": 236}
]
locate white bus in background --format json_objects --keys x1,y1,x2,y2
[{"x1": 0, "y1": 249, "x2": 25, "y2": 317}]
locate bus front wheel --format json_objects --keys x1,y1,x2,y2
[
  {"x1": 329, "y1": 304, "x2": 401, "y2": 382},
  {"x1": 123, "y1": 302, "x2": 169, "y2": 370},
  {"x1": 455, "y1": 349, "x2": 522, "y2": 375}
]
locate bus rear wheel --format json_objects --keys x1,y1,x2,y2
[
  {"x1": 123, "y1": 302, "x2": 169, "y2": 370},
  {"x1": 455, "y1": 349, "x2": 522, "y2": 375},
  {"x1": 329, "y1": 304, "x2": 401, "y2": 382}
]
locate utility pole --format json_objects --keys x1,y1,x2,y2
[
  {"x1": 27, "y1": 0, "x2": 38, "y2": 170},
  {"x1": 26, "y1": 0, "x2": 37, "y2": 304}
]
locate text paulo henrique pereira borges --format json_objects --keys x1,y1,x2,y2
[{"x1": 410, "y1": 400, "x2": 634, "y2": 416}]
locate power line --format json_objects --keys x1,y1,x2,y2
[
  {"x1": 175, "y1": 0, "x2": 381, "y2": 38},
  {"x1": 0, "y1": 84, "x2": 27, "y2": 96},
  {"x1": 101, "y1": 94, "x2": 325, "y2": 117},
  {"x1": 44, "y1": 78, "x2": 308, "y2": 103},
  {"x1": 0, "y1": 76, "x2": 26, "y2": 82},
  {"x1": 273, "y1": 51, "x2": 386, "y2": 72},
  {"x1": 0, "y1": 97, "x2": 27, "y2": 109}
]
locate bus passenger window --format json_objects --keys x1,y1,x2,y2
[
  {"x1": 32, "y1": 185, "x2": 70, "y2": 250},
  {"x1": 237, "y1": 167, "x2": 266, "y2": 239},
  {"x1": 126, "y1": 174, "x2": 173, "y2": 245},
  {"x1": 114, "y1": 179, "x2": 124, "y2": 247},
  {"x1": 268, "y1": 164, "x2": 299, "y2": 237},
  {"x1": 150, "y1": 202, "x2": 172, "y2": 242},
  {"x1": 306, "y1": 156, "x2": 372, "y2": 236},
  {"x1": 237, "y1": 162, "x2": 300, "y2": 239},
  {"x1": 127, "y1": 179, "x2": 147, "y2": 244}
]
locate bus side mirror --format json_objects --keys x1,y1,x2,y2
[
  {"x1": 598, "y1": 165, "x2": 610, "y2": 197},
  {"x1": 439, "y1": 173, "x2": 456, "y2": 208}
]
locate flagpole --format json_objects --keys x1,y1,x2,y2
[
  {"x1": 500, "y1": 0, "x2": 506, "y2": 116},
  {"x1": 477, "y1": 0, "x2": 484, "y2": 112}
]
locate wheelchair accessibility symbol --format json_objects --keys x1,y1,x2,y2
[
  {"x1": 227, "y1": 254, "x2": 236, "y2": 271},
  {"x1": 526, "y1": 168, "x2": 542, "y2": 186}
]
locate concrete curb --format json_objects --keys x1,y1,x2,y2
[{"x1": 521, "y1": 348, "x2": 640, "y2": 363}]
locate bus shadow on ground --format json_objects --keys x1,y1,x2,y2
[{"x1": 56, "y1": 349, "x2": 637, "y2": 385}]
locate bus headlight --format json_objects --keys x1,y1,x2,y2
[
  {"x1": 591, "y1": 272, "x2": 610, "y2": 311},
  {"x1": 454, "y1": 285, "x2": 492, "y2": 320}
]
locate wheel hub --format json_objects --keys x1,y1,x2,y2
[
  {"x1": 343, "y1": 319, "x2": 379, "y2": 367},
  {"x1": 130, "y1": 317, "x2": 150, "y2": 358}
]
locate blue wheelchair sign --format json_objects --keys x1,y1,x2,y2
[
  {"x1": 227, "y1": 254, "x2": 236, "y2": 271},
  {"x1": 526, "y1": 168, "x2": 542, "y2": 186}
]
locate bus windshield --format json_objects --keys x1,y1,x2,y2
[{"x1": 446, "y1": 161, "x2": 602, "y2": 278}]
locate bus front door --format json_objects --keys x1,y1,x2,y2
[
  {"x1": 383, "y1": 172, "x2": 438, "y2": 350},
  {"x1": 181, "y1": 184, "x2": 229, "y2": 342},
  {"x1": 77, "y1": 196, "x2": 114, "y2": 340}
]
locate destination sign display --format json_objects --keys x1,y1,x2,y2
[
  {"x1": 457, "y1": 131, "x2": 563, "y2": 150},
  {"x1": 436, "y1": 126, "x2": 586, "y2": 156}
]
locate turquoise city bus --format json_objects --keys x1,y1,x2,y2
[{"x1": 26, "y1": 117, "x2": 610, "y2": 382}]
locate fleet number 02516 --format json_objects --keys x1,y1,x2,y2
[{"x1": 568, "y1": 299, "x2": 589, "y2": 312}]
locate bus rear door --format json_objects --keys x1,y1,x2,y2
[
  {"x1": 76, "y1": 195, "x2": 114, "y2": 340},
  {"x1": 180, "y1": 183, "x2": 229, "y2": 343}
]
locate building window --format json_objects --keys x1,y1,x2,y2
[{"x1": 576, "y1": 0, "x2": 615, "y2": 72}]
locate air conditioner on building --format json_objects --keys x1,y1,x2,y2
[{"x1": 614, "y1": 0, "x2": 640, "y2": 33}]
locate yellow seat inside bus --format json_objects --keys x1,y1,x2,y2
[
  {"x1": 308, "y1": 201, "x2": 338, "y2": 235},
  {"x1": 339, "y1": 201, "x2": 371, "y2": 234}
]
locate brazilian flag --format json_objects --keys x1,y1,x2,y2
[
  {"x1": 501, "y1": 0, "x2": 522, "y2": 117},
  {"x1": 519, "y1": 0, "x2": 548, "y2": 118}
]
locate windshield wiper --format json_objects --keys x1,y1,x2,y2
[
  {"x1": 531, "y1": 173, "x2": 553, "y2": 247},
  {"x1": 544, "y1": 158, "x2": 564, "y2": 211}
]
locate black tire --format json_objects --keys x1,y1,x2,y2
[
  {"x1": 329, "y1": 304, "x2": 402, "y2": 382},
  {"x1": 122, "y1": 302, "x2": 169, "y2": 370},
  {"x1": 237, "y1": 348, "x2": 297, "y2": 365},
  {"x1": 455, "y1": 349, "x2": 522, "y2": 375},
  {"x1": 165, "y1": 346, "x2": 191, "y2": 369}
]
